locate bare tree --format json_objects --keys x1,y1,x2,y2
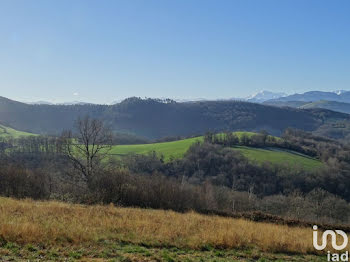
[{"x1": 61, "y1": 116, "x2": 113, "y2": 186}]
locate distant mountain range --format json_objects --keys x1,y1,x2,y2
[
  {"x1": 265, "y1": 100, "x2": 350, "y2": 115},
  {"x1": 244, "y1": 91, "x2": 288, "y2": 103},
  {"x1": 27, "y1": 101, "x2": 55, "y2": 105},
  {"x1": 13, "y1": 89, "x2": 350, "y2": 120},
  {"x1": 23, "y1": 90, "x2": 350, "y2": 107},
  {"x1": 1, "y1": 95, "x2": 350, "y2": 139},
  {"x1": 261, "y1": 90, "x2": 350, "y2": 114},
  {"x1": 28, "y1": 101, "x2": 95, "y2": 106},
  {"x1": 266, "y1": 90, "x2": 350, "y2": 103}
]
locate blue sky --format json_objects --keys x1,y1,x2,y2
[{"x1": 0, "y1": 0, "x2": 349, "y2": 104}]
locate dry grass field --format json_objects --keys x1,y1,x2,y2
[{"x1": 0, "y1": 197, "x2": 330, "y2": 261}]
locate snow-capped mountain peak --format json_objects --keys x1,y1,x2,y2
[
  {"x1": 246, "y1": 91, "x2": 287, "y2": 102},
  {"x1": 333, "y1": 90, "x2": 348, "y2": 95}
]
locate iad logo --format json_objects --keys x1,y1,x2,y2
[
  {"x1": 313, "y1": 225, "x2": 349, "y2": 261},
  {"x1": 313, "y1": 225, "x2": 348, "y2": 250}
]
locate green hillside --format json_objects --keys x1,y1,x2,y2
[
  {"x1": 110, "y1": 136, "x2": 203, "y2": 159},
  {"x1": 2, "y1": 96, "x2": 350, "y2": 139},
  {"x1": 265, "y1": 100, "x2": 350, "y2": 115},
  {"x1": 110, "y1": 132, "x2": 323, "y2": 170},
  {"x1": 0, "y1": 124, "x2": 36, "y2": 138},
  {"x1": 234, "y1": 146, "x2": 322, "y2": 170},
  {"x1": 300, "y1": 100, "x2": 350, "y2": 114}
]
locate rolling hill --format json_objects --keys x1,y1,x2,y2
[
  {"x1": 299, "y1": 100, "x2": 350, "y2": 114},
  {"x1": 263, "y1": 100, "x2": 310, "y2": 108},
  {"x1": 1, "y1": 96, "x2": 350, "y2": 139},
  {"x1": 265, "y1": 100, "x2": 350, "y2": 114},
  {"x1": 235, "y1": 146, "x2": 322, "y2": 170},
  {"x1": 110, "y1": 132, "x2": 323, "y2": 170},
  {"x1": 110, "y1": 136, "x2": 202, "y2": 159},
  {"x1": 0, "y1": 124, "x2": 36, "y2": 138}
]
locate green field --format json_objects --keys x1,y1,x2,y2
[
  {"x1": 110, "y1": 136, "x2": 204, "y2": 160},
  {"x1": 234, "y1": 146, "x2": 323, "y2": 170},
  {"x1": 110, "y1": 132, "x2": 323, "y2": 170},
  {"x1": 0, "y1": 124, "x2": 36, "y2": 139}
]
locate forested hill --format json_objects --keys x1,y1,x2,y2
[{"x1": 1, "y1": 96, "x2": 350, "y2": 139}]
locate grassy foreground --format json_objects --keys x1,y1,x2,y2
[{"x1": 0, "y1": 197, "x2": 327, "y2": 261}]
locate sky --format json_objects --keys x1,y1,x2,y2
[{"x1": 0, "y1": 0, "x2": 349, "y2": 104}]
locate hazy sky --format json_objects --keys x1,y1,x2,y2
[{"x1": 1, "y1": 0, "x2": 349, "y2": 104}]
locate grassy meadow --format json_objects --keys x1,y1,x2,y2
[
  {"x1": 0, "y1": 197, "x2": 328, "y2": 261},
  {"x1": 108, "y1": 131, "x2": 271, "y2": 159},
  {"x1": 235, "y1": 146, "x2": 323, "y2": 170},
  {"x1": 0, "y1": 124, "x2": 36, "y2": 139},
  {"x1": 109, "y1": 132, "x2": 323, "y2": 170},
  {"x1": 110, "y1": 136, "x2": 203, "y2": 160}
]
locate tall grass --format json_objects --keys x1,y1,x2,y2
[{"x1": 0, "y1": 197, "x2": 328, "y2": 254}]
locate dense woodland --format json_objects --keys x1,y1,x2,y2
[
  {"x1": 1, "y1": 116, "x2": 350, "y2": 226},
  {"x1": 2, "y1": 96, "x2": 350, "y2": 139}
]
